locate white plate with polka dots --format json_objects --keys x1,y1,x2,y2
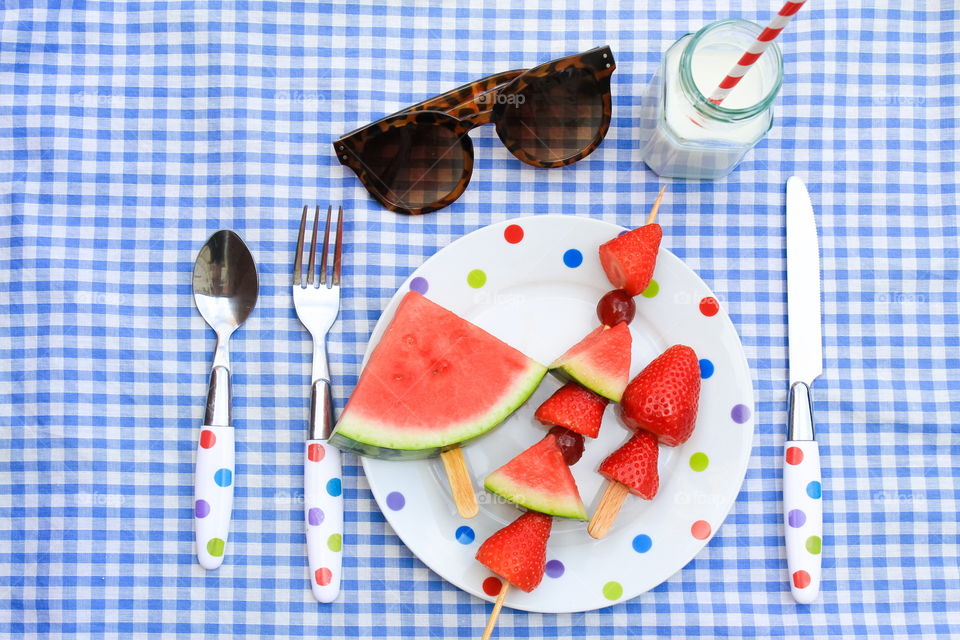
[{"x1": 359, "y1": 215, "x2": 754, "y2": 613}]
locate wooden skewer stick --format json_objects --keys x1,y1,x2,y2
[
  {"x1": 440, "y1": 446, "x2": 479, "y2": 518},
  {"x1": 480, "y1": 580, "x2": 511, "y2": 640},
  {"x1": 646, "y1": 185, "x2": 668, "y2": 225},
  {"x1": 587, "y1": 481, "x2": 631, "y2": 540}
]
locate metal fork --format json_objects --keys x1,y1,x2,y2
[{"x1": 293, "y1": 205, "x2": 344, "y2": 603}]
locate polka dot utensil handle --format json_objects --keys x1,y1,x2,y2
[
  {"x1": 194, "y1": 425, "x2": 235, "y2": 570},
  {"x1": 784, "y1": 382, "x2": 822, "y2": 604},
  {"x1": 305, "y1": 440, "x2": 343, "y2": 602}
]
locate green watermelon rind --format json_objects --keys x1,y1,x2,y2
[
  {"x1": 330, "y1": 362, "x2": 547, "y2": 459},
  {"x1": 550, "y1": 358, "x2": 625, "y2": 403},
  {"x1": 484, "y1": 472, "x2": 589, "y2": 521}
]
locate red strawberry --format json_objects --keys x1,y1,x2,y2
[
  {"x1": 475, "y1": 511, "x2": 552, "y2": 592},
  {"x1": 547, "y1": 426, "x2": 585, "y2": 465},
  {"x1": 599, "y1": 224, "x2": 662, "y2": 296},
  {"x1": 598, "y1": 431, "x2": 660, "y2": 499},
  {"x1": 535, "y1": 383, "x2": 609, "y2": 439},
  {"x1": 619, "y1": 344, "x2": 700, "y2": 446}
]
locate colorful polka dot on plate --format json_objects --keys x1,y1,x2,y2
[
  {"x1": 602, "y1": 581, "x2": 623, "y2": 601},
  {"x1": 455, "y1": 525, "x2": 475, "y2": 545},
  {"x1": 641, "y1": 280, "x2": 659, "y2": 298},
  {"x1": 563, "y1": 249, "x2": 583, "y2": 268},
  {"x1": 326, "y1": 477, "x2": 342, "y2": 497},
  {"x1": 386, "y1": 491, "x2": 405, "y2": 511},
  {"x1": 467, "y1": 269, "x2": 486, "y2": 288},
  {"x1": 409, "y1": 276, "x2": 429, "y2": 294},
  {"x1": 699, "y1": 296, "x2": 720, "y2": 316},
  {"x1": 689, "y1": 452, "x2": 709, "y2": 472},
  {"x1": 731, "y1": 404, "x2": 751, "y2": 424},
  {"x1": 545, "y1": 559, "x2": 564, "y2": 578},
  {"x1": 699, "y1": 358, "x2": 714, "y2": 379},
  {"x1": 691, "y1": 520, "x2": 711, "y2": 540},
  {"x1": 503, "y1": 224, "x2": 524, "y2": 244},
  {"x1": 482, "y1": 576, "x2": 503, "y2": 596},
  {"x1": 632, "y1": 534, "x2": 652, "y2": 553}
]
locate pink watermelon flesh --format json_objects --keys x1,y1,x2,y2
[
  {"x1": 484, "y1": 433, "x2": 588, "y2": 520},
  {"x1": 548, "y1": 323, "x2": 632, "y2": 402},
  {"x1": 331, "y1": 291, "x2": 547, "y2": 458}
]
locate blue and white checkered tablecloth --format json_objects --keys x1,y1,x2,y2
[{"x1": 1, "y1": 1, "x2": 958, "y2": 638}]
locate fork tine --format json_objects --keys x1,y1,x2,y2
[
  {"x1": 293, "y1": 205, "x2": 308, "y2": 285},
  {"x1": 320, "y1": 205, "x2": 332, "y2": 286},
  {"x1": 307, "y1": 205, "x2": 320, "y2": 285},
  {"x1": 333, "y1": 205, "x2": 344, "y2": 286}
]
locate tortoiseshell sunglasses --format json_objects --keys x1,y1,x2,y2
[{"x1": 334, "y1": 46, "x2": 616, "y2": 215}]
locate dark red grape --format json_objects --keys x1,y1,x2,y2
[
  {"x1": 548, "y1": 426, "x2": 585, "y2": 466},
  {"x1": 597, "y1": 289, "x2": 636, "y2": 326}
]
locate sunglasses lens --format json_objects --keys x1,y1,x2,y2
[
  {"x1": 498, "y1": 67, "x2": 604, "y2": 164},
  {"x1": 356, "y1": 123, "x2": 466, "y2": 211}
]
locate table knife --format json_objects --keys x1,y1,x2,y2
[{"x1": 785, "y1": 176, "x2": 824, "y2": 604}]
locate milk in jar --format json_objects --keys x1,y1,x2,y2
[{"x1": 638, "y1": 19, "x2": 784, "y2": 180}]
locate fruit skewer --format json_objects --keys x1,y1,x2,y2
[
  {"x1": 588, "y1": 344, "x2": 701, "y2": 539},
  {"x1": 477, "y1": 426, "x2": 585, "y2": 640},
  {"x1": 587, "y1": 431, "x2": 660, "y2": 539},
  {"x1": 476, "y1": 427, "x2": 588, "y2": 638},
  {"x1": 476, "y1": 511, "x2": 552, "y2": 640},
  {"x1": 647, "y1": 184, "x2": 667, "y2": 224},
  {"x1": 598, "y1": 185, "x2": 666, "y2": 299}
]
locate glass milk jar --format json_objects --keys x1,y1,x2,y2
[{"x1": 638, "y1": 19, "x2": 784, "y2": 179}]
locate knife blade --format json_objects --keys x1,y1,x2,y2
[
  {"x1": 787, "y1": 177, "x2": 823, "y2": 387},
  {"x1": 784, "y1": 176, "x2": 823, "y2": 604}
]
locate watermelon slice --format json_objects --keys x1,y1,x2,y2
[
  {"x1": 331, "y1": 291, "x2": 546, "y2": 458},
  {"x1": 484, "y1": 432, "x2": 588, "y2": 520},
  {"x1": 548, "y1": 323, "x2": 632, "y2": 402}
]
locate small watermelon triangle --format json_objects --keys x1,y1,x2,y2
[
  {"x1": 549, "y1": 323, "x2": 632, "y2": 402},
  {"x1": 484, "y1": 433, "x2": 588, "y2": 520}
]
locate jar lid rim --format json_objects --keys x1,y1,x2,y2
[{"x1": 679, "y1": 18, "x2": 785, "y2": 121}]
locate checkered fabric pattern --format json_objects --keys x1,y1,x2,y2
[{"x1": 1, "y1": 1, "x2": 957, "y2": 639}]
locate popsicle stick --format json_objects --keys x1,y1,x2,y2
[
  {"x1": 440, "y1": 446, "x2": 479, "y2": 518},
  {"x1": 587, "y1": 481, "x2": 630, "y2": 539},
  {"x1": 480, "y1": 580, "x2": 510, "y2": 640},
  {"x1": 646, "y1": 185, "x2": 668, "y2": 225}
]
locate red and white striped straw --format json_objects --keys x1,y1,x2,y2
[{"x1": 708, "y1": 0, "x2": 807, "y2": 105}]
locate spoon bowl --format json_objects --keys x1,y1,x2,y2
[{"x1": 193, "y1": 230, "x2": 259, "y2": 339}]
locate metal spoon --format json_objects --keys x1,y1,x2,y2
[{"x1": 191, "y1": 230, "x2": 258, "y2": 570}]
